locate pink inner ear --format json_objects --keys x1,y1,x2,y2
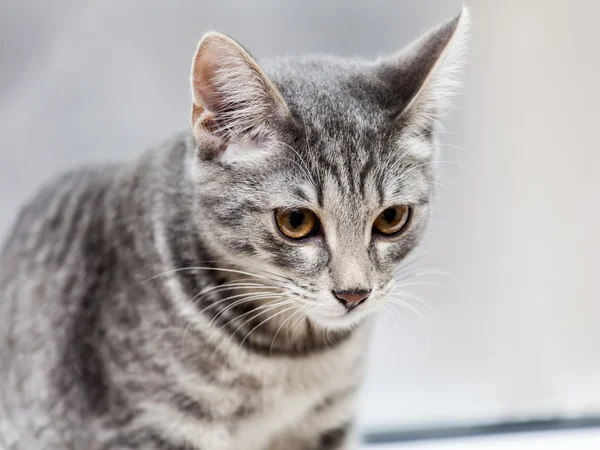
[{"x1": 192, "y1": 45, "x2": 223, "y2": 114}]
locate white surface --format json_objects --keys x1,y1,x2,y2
[{"x1": 367, "y1": 429, "x2": 600, "y2": 450}]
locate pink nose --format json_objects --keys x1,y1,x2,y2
[{"x1": 333, "y1": 290, "x2": 370, "y2": 311}]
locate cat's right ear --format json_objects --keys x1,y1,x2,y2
[{"x1": 190, "y1": 32, "x2": 290, "y2": 158}]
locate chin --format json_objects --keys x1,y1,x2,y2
[{"x1": 308, "y1": 308, "x2": 373, "y2": 331}]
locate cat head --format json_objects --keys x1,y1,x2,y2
[{"x1": 188, "y1": 9, "x2": 469, "y2": 331}]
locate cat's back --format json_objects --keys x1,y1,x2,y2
[
  {"x1": 0, "y1": 164, "x2": 119, "y2": 289},
  {"x1": 0, "y1": 164, "x2": 120, "y2": 447}
]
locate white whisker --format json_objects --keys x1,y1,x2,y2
[
  {"x1": 142, "y1": 265, "x2": 284, "y2": 285},
  {"x1": 270, "y1": 308, "x2": 303, "y2": 355},
  {"x1": 238, "y1": 305, "x2": 299, "y2": 351}
]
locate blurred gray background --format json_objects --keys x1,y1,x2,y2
[{"x1": 2, "y1": 0, "x2": 600, "y2": 433}]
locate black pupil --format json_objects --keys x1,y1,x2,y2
[
  {"x1": 383, "y1": 208, "x2": 398, "y2": 224},
  {"x1": 288, "y1": 210, "x2": 306, "y2": 229}
]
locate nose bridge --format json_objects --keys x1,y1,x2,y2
[{"x1": 329, "y1": 227, "x2": 371, "y2": 290}]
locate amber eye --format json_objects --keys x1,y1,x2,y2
[
  {"x1": 372, "y1": 205, "x2": 412, "y2": 236},
  {"x1": 275, "y1": 208, "x2": 318, "y2": 240}
]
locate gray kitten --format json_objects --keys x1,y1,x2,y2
[{"x1": 0, "y1": 9, "x2": 469, "y2": 450}]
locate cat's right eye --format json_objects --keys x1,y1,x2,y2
[{"x1": 275, "y1": 208, "x2": 318, "y2": 240}]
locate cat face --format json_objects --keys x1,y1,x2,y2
[{"x1": 189, "y1": 10, "x2": 469, "y2": 330}]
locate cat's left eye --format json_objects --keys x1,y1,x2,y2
[{"x1": 372, "y1": 205, "x2": 412, "y2": 236}]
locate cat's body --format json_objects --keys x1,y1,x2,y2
[
  {"x1": 0, "y1": 136, "x2": 364, "y2": 449},
  {"x1": 0, "y1": 10, "x2": 469, "y2": 450}
]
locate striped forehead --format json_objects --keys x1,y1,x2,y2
[{"x1": 292, "y1": 137, "x2": 432, "y2": 208}]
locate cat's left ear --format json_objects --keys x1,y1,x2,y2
[
  {"x1": 190, "y1": 32, "x2": 290, "y2": 157},
  {"x1": 376, "y1": 8, "x2": 470, "y2": 135}
]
